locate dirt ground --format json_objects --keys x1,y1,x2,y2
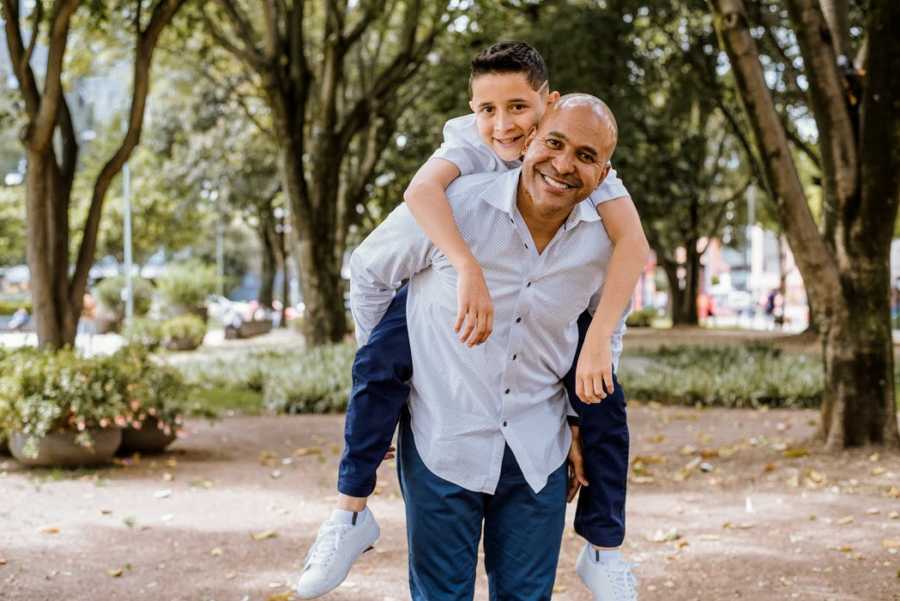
[{"x1": 2, "y1": 403, "x2": 899, "y2": 601}]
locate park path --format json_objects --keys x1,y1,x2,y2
[{"x1": 2, "y1": 405, "x2": 899, "y2": 601}]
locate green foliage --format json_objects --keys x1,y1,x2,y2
[
  {"x1": 156, "y1": 262, "x2": 218, "y2": 311},
  {"x1": 626, "y1": 307, "x2": 657, "y2": 328},
  {"x1": 618, "y1": 344, "x2": 823, "y2": 408},
  {"x1": 0, "y1": 346, "x2": 202, "y2": 457},
  {"x1": 93, "y1": 276, "x2": 154, "y2": 316},
  {"x1": 161, "y1": 315, "x2": 207, "y2": 351},
  {"x1": 0, "y1": 186, "x2": 26, "y2": 266},
  {"x1": 262, "y1": 344, "x2": 355, "y2": 414},
  {"x1": 174, "y1": 344, "x2": 355, "y2": 415},
  {"x1": 0, "y1": 298, "x2": 32, "y2": 315},
  {"x1": 122, "y1": 317, "x2": 164, "y2": 350}
]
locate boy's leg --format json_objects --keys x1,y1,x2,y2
[
  {"x1": 296, "y1": 286, "x2": 412, "y2": 599},
  {"x1": 397, "y1": 412, "x2": 483, "y2": 601},
  {"x1": 482, "y1": 446, "x2": 567, "y2": 601},
  {"x1": 337, "y1": 285, "x2": 413, "y2": 502},
  {"x1": 564, "y1": 312, "x2": 636, "y2": 600}
]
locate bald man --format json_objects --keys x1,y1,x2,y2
[{"x1": 345, "y1": 95, "x2": 634, "y2": 600}]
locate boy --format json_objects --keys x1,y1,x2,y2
[{"x1": 296, "y1": 42, "x2": 647, "y2": 600}]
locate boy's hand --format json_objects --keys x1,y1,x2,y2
[
  {"x1": 567, "y1": 424, "x2": 589, "y2": 502},
  {"x1": 454, "y1": 264, "x2": 494, "y2": 347},
  {"x1": 576, "y1": 336, "x2": 614, "y2": 404}
]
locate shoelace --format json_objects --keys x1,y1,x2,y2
[
  {"x1": 606, "y1": 561, "x2": 638, "y2": 600},
  {"x1": 305, "y1": 521, "x2": 352, "y2": 568}
]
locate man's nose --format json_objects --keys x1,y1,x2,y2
[{"x1": 552, "y1": 151, "x2": 575, "y2": 174}]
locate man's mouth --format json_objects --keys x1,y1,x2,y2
[{"x1": 538, "y1": 171, "x2": 578, "y2": 190}]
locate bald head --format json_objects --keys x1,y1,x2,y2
[{"x1": 541, "y1": 93, "x2": 618, "y2": 163}]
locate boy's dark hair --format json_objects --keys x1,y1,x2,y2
[{"x1": 469, "y1": 41, "x2": 548, "y2": 93}]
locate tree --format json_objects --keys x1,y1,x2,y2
[
  {"x1": 709, "y1": 0, "x2": 899, "y2": 448},
  {"x1": 1, "y1": 0, "x2": 187, "y2": 347},
  {"x1": 204, "y1": 0, "x2": 452, "y2": 345}
]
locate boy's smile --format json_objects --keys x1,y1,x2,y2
[{"x1": 469, "y1": 72, "x2": 558, "y2": 162}]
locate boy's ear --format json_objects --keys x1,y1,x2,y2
[
  {"x1": 546, "y1": 89, "x2": 560, "y2": 106},
  {"x1": 521, "y1": 126, "x2": 538, "y2": 154}
]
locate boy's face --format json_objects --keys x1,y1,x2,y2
[{"x1": 469, "y1": 72, "x2": 557, "y2": 162}]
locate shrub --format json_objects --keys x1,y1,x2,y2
[
  {"x1": 618, "y1": 344, "x2": 823, "y2": 408},
  {"x1": 157, "y1": 262, "x2": 218, "y2": 314},
  {"x1": 93, "y1": 276, "x2": 154, "y2": 317},
  {"x1": 122, "y1": 318, "x2": 164, "y2": 350},
  {"x1": 0, "y1": 350, "x2": 131, "y2": 456},
  {"x1": 626, "y1": 307, "x2": 657, "y2": 328},
  {"x1": 0, "y1": 346, "x2": 204, "y2": 459},
  {"x1": 263, "y1": 343, "x2": 355, "y2": 414},
  {"x1": 161, "y1": 315, "x2": 207, "y2": 351},
  {"x1": 0, "y1": 299, "x2": 32, "y2": 316}
]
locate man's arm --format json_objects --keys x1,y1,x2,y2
[
  {"x1": 349, "y1": 204, "x2": 435, "y2": 346},
  {"x1": 575, "y1": 195, "x2": 650, "y2": 403}
]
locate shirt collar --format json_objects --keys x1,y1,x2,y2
[{"x1": 478, "y1": 167, "x2": 601, "y2": 230}]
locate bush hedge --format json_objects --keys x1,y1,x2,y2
[
  {"x1": 0, "y1": 299, "x2": 31, "y2": 316},
  {"x1": 626, "y1": 307, "x2": 657, "y2": 328},
  {"x1": 157, "y1": 262, "x2": 218, "y2": 313},
  {"x1": 94, "y1": 276, "x2": 154, "y2": 317},
  {"x1": 618, "y1": 344, "x2": 823, "y2": 408},
  {"x1": 161, "y1": 315, "x2": 207, "y2": 351}
]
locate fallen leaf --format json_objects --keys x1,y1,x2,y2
[
  {"x1": 225, "y1": 572, "x2": 237, "y2": 580},
  {"x1": 886, "y1": 486, "x2": 900, "y2": 499},
  {"x1": 647, "y1": 528, "x2": 681, "y2": 542},
  {"x1": 865, "y1": 508, "x2": 880, "y2": 515},
  {"x1": 679, "y1": 445, "x2": 697, "y2": 456},
  {"x1": 698, "y1": 534, "x2": 720, "y2": 541},
  {"x1": 165, "y1": 458, "x2": 177, "y2": 468},
  {"x1": 631, "y1": 476, "x2": 655, "y2": 484},
  {"x1": 782, "y1": 447, "x2": 809, "y2": 459},
  {"x1": 39, "y1": 526, "x2": 60, "y2": 535},
  {"x1": 162, "y1": 472, "x2": 174, "y2": 482},
  {"x1": 266, "y1": 593, "x2": 294, "y2": 601},
  {"x1": 107, "y1": 568, "x2": 124, "y2": 578},
  {"x1": 210, "y1": 547, "x2": 224, "y2": 556},
  {"x1": 632, "y1": 454, "x2": 666, "y2": 465},
  {"x1": 869, "y1": 453, "x2": 880, "y2": 462},
  {"x1": 551, "y1": 584, "x2": 568, "y2": 593},
  {"x1": 270, "y1": 470, "x2": 283, "y2": 479},
  {"x1": 259, "y1": 451, "x2": 278, "y2": 466},
  {"x1": 882, "y1": 539, "x2": 900, "y2": 549},
  {"x1": 153, "y1": 489, "x2": 172, "y2": 499},
  {"x1": 252, "y1": 530, "x2": 278, "y2": 541},
  {"x1": 123, "y1": 516, "x2": 137, "y2": 528},
  {"x1": 0, "y1": 557, "x2": 7, "y2": 566},
  {"x1": 889, "y1": 511, "x2": 899, "y2": 520},
  {"x1": 837, "y1": 516, "x2": 854, "y2": 525},
  {"x1": 871, "y1": 467, "x2": 886, "y2": 476},
  {"x1": 190, "y1": 479, "x2": 214, "y2": 489}
]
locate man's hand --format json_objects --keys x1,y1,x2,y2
[
  {"x1": 383, "y1": 445, "x2": 396, "y2": 460},
  {"x1": 568, "y1": 424, "x2": 589, "y2": 502},
  {"x1": 575, "y1": 336, "x2": 613, "y2": 404},
  {"x1": 454, "y1": 264, "x2": 494, "y2": 347}
]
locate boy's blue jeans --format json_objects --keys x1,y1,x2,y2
[{"x1": 338, "y1": 286, "x2": 630, "y2": 547}]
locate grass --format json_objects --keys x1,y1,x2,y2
[{"x1": 190, "y1": 386, "x2": 265, "y2": 416}]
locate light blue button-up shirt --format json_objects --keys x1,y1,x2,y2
[{"x1": 349, "y1": 168, "x2": 626, "y2": 494}]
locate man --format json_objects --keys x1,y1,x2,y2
[{"x1": 349, "y1": 94, "x2": 632, "y2": 600}]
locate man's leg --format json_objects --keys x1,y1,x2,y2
[
  {"x1": 397, "y1": 412, "x2": 483, "y2": 601},
  {"x1": 564, "y1": 311, "x2": 636, "y2": 600},
  {"x1": 296, "y1": 286, "x2": 413, "y2": 599},
  {"x1": 482, "y1": 447, "x2": 567, "y2": 601}
]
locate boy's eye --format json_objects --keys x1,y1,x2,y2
[
  {"x1": 545, "y1": 138, "x2": 562, "y2": 149},
  {"x1": 511, "y1": 104, "x2": 527, "y2": 112},
  {"x1": 480, "y1": 106, "x2": 494, "y2": 114}
]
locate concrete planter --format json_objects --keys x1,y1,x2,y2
[
  {"x1": 9, "y1": 428, "x2": 122, "y2": 467},
  {"x1": 118, "y1": 417, "x2": 177, "y2": 455}
]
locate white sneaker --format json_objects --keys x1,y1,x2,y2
[
  {"x1": 294, "y1": 508, "x2": 380, "y2": 599},
  {"x1": 575, "y1": 543, "x2": 638, "y2": 601}
]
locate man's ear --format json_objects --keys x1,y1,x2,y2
[
  {"x1": 597, "y1": 161, "x2": 611, "y2": 184},
  {"x1": 469, "y1": 98, "x2": 476, "y2": 113}
]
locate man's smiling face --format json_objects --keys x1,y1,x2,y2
[
  {"x1": 469, "y1": 72, "x2": 553, "y2": 162},
  {"x1": 520, "y1": 97, "x2": 615, "y2": 217}
]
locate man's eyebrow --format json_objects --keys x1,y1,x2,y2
[{"x1": 546, "y1": 130, "x2": 599, "y2": 156}]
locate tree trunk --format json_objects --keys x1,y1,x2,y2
[
  {"x1": 710, "y1": 0, "x2": 900, "y2": 448},
  {"x1": 293, "y1": 233, "x2": 347, "y2": 344},
  {"x1": 257, "y1": 213, "x2": 277, "y2": 309},
  {"x1": 278, "y1": 222, "x2": 290, "y2": 328}
]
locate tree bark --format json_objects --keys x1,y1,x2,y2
[{"x1": 257, "y1": 212, "x2": 277, "y2": 309}]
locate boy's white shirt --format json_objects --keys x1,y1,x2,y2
[{"x1": 431, "y1": 113, "x2": 631, "y2": 205}]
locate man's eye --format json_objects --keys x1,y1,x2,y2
[{"x1": 578, "y1": 152, "x2": 594, "y2": 163}]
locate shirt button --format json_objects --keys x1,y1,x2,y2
[
  {"x1": 502, "y1": 421, "x2": 508, "y2": 427},
  {"x1": 512, "y1": 354, "x2": 517, "y2": 360},
  {"x1": 516, "y1": 317, "x2": 522, "y2": 323},
  {"x1": 505, "y1": 388, "x2": 510, "y2": 394},
  {"x1": 526, "y1": 282, "x2": 532, "y2": 287},
  {"x1": 524, "y1": 243, "x2": 529, "y2": 249}
]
